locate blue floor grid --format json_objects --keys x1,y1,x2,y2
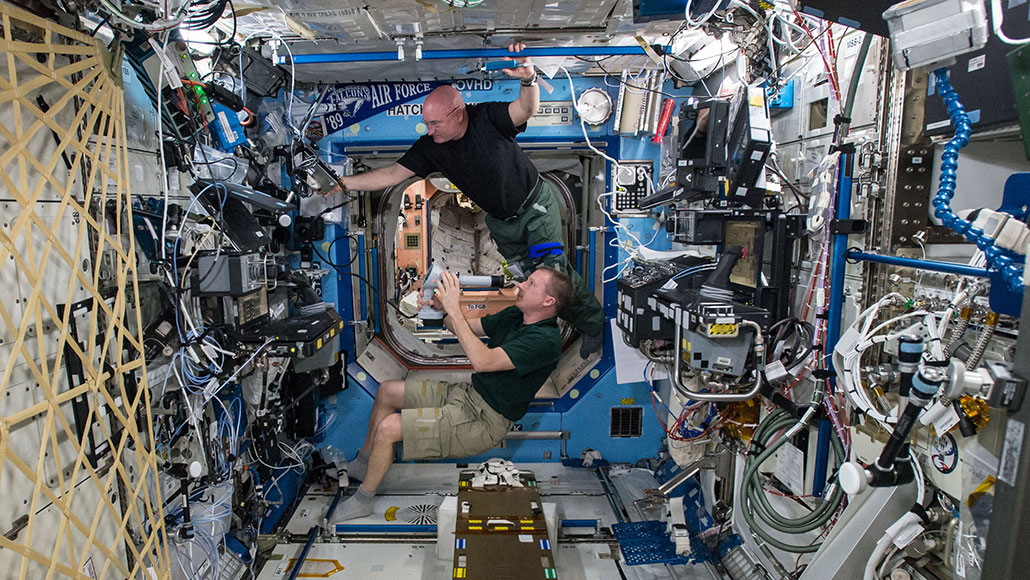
[{"x1": 612, "y1": 520, "x2": 689, "y2": 566}]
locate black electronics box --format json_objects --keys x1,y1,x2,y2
[
  {"x1": 616, "y1": 256, "x2": 711, "y2": 347},
  {"x1": 923, "y1": 3, "x2": 1030, "y2": 135},
  {"x1": 239, "y1": 47, "x2": 291, "y2": 98},
  {"x1": 676, "y1": 99, "x2": 731, "y2": 192},
  {"x1": 193, "y1": 182, "x2": 272, "y2": 252},
  {"x1": 725, "y1": 97, "x2": 771, "y2": 209},
  {"x1": 193, "y1": 251, "x2": 265, "y2": 296},
  {"x1": 796, "y1": 1, "x2": 895, "y2": 37},
  {"x1": 238, "y1": 307, "x2": 344, "y2": 358},
  {"x1": 668, "y1": 209, "x2": 730, "y2": 244}
]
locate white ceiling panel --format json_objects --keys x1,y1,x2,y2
[{"x1": 229, "y1": 0, "x2": 687, "y2": 83}]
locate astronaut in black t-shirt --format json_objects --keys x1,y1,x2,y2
[{"x1": 337, "y1": 43, "x2": 604, "y2": 356}]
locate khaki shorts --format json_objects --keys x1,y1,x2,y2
[{"x1": 400, "y1": 379, "x2": 512, "y2": 461}]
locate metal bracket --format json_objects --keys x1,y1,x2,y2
[{"x1": 830, "y1": 219, "x2": 868, "y2": 235}]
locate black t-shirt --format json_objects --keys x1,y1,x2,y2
[
  {"x1": 472, "y1": 306, "x2": 561, "y2": 422},
  {"x1": 398, "y1": 102, "x2": 539, "y2": 219}
]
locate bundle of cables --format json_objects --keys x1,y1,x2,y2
[
  {"x1": 767, "y1": 318, "x2": 815, "y2": 371},
  {"x1": 833, "y1": 293, "x2": 946, "y2": 427},
  {"x1": 180, "y1": 0, "x2": 232, "y2": 32},
  {"x1": 97, "y1": 0, "x2": 229, "y2": 32},
  {"x1": 740, "y1": 406, "x2": 845, "y2": 554}
]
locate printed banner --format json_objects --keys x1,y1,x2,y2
[{"x1": 319, "y1": 79, "x2": 495, "y2": 135}]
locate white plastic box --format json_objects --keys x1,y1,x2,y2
[{"x1": 883, "y1": 0, "x2": 989, "y2": 71}]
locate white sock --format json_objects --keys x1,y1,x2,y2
[
  {"x1": 346, "y1": 453, "x2": 369, "y2": 481},
  {"x1": 331, "y1": 486, "x2": 375, "y2": 523}
]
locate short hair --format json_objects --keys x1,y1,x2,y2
[{"x1": 537, "y1": 266, "x2": 574, "y2": 312}]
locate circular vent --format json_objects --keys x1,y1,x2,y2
[{"x1": 395, "y1": 504, "x2": 438, "y2": 525}]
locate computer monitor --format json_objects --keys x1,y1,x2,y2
[
  {"x1": 724, "y1": 86, "x2": 772, "y2": 208},
  {"x1": 673, "y1": 98, "x2": 731, "y2": 197},
  {"x1": 724, "y1": 218, "x2": 763, "y2": 290},
  {"x1": 194, "y1": 179, "x2": 292, "y2": 212},
  {"x1": 193, "y1": 182, "x2": 272, "y2": 252}
]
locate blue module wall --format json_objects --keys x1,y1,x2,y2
[{"x1": 307, "y1": 74, "x2": 692, "y2": 464}]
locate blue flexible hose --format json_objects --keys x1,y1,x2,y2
[{"x1": 932, "y1": 68, "x2": 1024, "y2": 290}]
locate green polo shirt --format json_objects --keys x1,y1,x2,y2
[{"x1": 472, "y1": 306, "x2": 561, "y2": 422}]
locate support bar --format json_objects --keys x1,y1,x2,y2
[
  {"x1": 656, "y1": 455, "x2": 718, "y2": 497},
  {"x1": 503, "y1": 430, "x2": 570, "y2": 440},
  {"x1": 819, "y1": 152, "x2": 856, "y2": 497},
  {"x1": 285, "y1": 46, "x2": 648, "y2": 65},
  {"x1": 588, "y1": 228, "x2": 598, "y2": 293},
  {"x1": 560, "y1": 519, "x2": 600, "y2": 529},
  {"x1": 356, "y1": 233, "x2": 367, "y2": 322},
  {"x1": 286, "y1": 525, "x2": 320, "y2": 580},
  {"x1": 334, "y1": 524, "x2": 437, "y2": 533},
  {"x1": 847, "y1": 251, "x2": 991, "y2": 278}
]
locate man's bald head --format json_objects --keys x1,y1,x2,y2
[
  {"x1": 423, "y1": 86, "x2": 468, "y2": 143},
  {"x1": 423, "y1": 86, "x2": 464, "y2": 116}
]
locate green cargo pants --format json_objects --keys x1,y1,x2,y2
[{"x1": 484, "y1": 178, "x2": 605, "y2": 337}]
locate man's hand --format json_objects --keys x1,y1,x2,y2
[
  {"x1": 436, "y1": 270, "x2": 513, "y2": 372},
  {"x1": 417, "y1": 288, "x2": 445, "y2": 312},
  {"x1": 507, "y1": 42, "x2": 540, "y2": 127},
  {"x1": 503, "y1": 42, "x2": 535, "y2": 81},
  {"x1": 323, "y1": 180, "x2": 350, "y2": 198},
  {"x1": 434, "y1": 271, "x2": 463, "y2": 317}
]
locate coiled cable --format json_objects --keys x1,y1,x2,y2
[{"x1": 740, "y1": 408, "x2": 845, "y2": 553}]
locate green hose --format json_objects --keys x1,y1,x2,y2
[{"x1": 741, "y1": 409, "x2": 845, "y2": 553}]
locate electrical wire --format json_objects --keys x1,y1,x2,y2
[
  {"x1": 592, "y1": 59, "x2": 682, "y2": 99},
  {"x1": 238, "y1": 28, "x2": 297, "y2": 133},
  {"x1": 312, "y1": 245, "x2": 418, "y2": 319},
  {"x1": 549, "y1": 65, "x2": 666, "y2": 282},
  {"x1": 791, "y1": 10, "x2": 841, "y2": 103},
  {"x1": 157, "y1": 30, "x2": 174, "y2": 263},
  {"x1": 685, "y1": 0, "x2": 723, "y2": 29},
  {"x1": 323, "y1": 234, "x2": 359, "y2": 268},
  {"x1": 97, "y1": 0, "x2": 189, "y2": 32},
  {"x1": 991, "y1": 0, "x2": 1030, "y2": 45}
]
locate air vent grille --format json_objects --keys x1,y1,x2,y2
[{"x1": 611, "y1": 407, "x2": 643, "y2": 438}]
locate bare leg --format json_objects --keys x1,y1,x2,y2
[
  {"x1": 361, "y1": 380, "x2": 405, "y2": 452},
  {"x1": 348, "y1": 380, "x2": 405, "y2": 480},
  {"x1": 332, "y1": 414, "x2": 402, "y2": 523},
  {"x1": 361, "y1": 413, "x2": 402, "y2": 492}
]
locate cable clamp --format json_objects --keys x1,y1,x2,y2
[{"x1": 828, "y1": 142, "x2": 856, "y2": 155}]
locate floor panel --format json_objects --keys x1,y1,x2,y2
[{"x1": 267, "y1": 464, "x2": 721, "y2": 579}]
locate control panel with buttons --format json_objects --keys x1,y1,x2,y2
[
  {"x1": 611, "y1": 160, "x2": 654, "y2": 215},
  {"x1": 528, "y1": 101, "x2": 574, "y2": 127}
]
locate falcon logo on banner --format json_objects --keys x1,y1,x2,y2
[{"x1": 321, "y1": 82, "x2": 440, "y2": 134}]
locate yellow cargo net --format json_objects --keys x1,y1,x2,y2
[{"x1": 0, "y1": 2, "x2": 170, "y2": 579}]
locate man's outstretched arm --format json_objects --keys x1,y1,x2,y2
[{"x1": 339, "y1": 163, "x2": 415, "y2": 191}]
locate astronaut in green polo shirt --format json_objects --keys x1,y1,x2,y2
[{"x1": 331, "y1": 266, "x2": 573, "y2": 523}]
